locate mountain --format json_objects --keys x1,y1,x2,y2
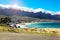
[{"x1": 0, "y1": 5, "x2": 60, "y2": 20}]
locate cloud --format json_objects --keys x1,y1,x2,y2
[
  {"x1": 0, "y1": 4, "x2": 34, "y2": 12},
  {"x1": 0, "y1": 4, "x2": 60, "y2": 15},
  {"x1": 54, "y1": 12, "x2": 60, "y2": 15},
  {"x1": 34, "y1": 8, "x2": 46, "y2": 13}
]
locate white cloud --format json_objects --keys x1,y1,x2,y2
[
  {"x1": 0, "y1": 4, "x2": 34, "y2": 12},
  {"x1": 0, "y1": 4, "x2": 10, "y2": 8},
  {"x1": 34, "y1": 8, "x2": 46, "y2": 13},
  {"x1": 0, "y1": 4, "x2": 60, "y2": 15},
  {"x1": 54, "y1": 12, "x2": 60, "y2": 15},
  {"x1": 18, "y1": 7, "x2": 34, "y2": 12}
]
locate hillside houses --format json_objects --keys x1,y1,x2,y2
[{"x1": 8, "y1": 23, "x2": 28, "y2": 28}]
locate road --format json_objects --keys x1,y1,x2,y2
[{"x1": 0, "y1": 32, "x2": 60, "y2": 40}]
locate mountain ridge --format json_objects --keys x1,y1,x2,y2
[{"x1": 0, "y1": 4, "x2": 60, "y2": 20}]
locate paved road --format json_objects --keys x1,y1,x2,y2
[{"x1": 0, "y1": 32, "x2": 60, "y2": 40}]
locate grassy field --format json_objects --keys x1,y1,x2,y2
[
  {"x1": 0, "y1": 24, "x2": 60, "y2": 36},
  {"x1": 0, "y1": 24, "x2": 60, "y2": 40}
]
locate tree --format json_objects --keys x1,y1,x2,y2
[{"x1": 0, "y1": 17, "x2": 11, "y2": 24}]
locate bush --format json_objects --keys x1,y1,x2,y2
[{"x1": 13, "y1": 28, "x2": 21, "y2": 33}]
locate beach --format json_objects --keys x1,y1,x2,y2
[
  {"x1": 0, "y1": 32, "x2": 60, "y2": 40},
  {"x1": 0, "y1": 23, "x2": 60, "y2": 35},
  {"x1": 0, "y1": 23, "x2": 60, "y2": 40},
  {"x1": 20, "y1": 23, "x2": 60, "y2": 35}
]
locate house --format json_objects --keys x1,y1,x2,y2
[
  {"x1": 8, "y1": 23, "x2": 28, "y2": 28},
  {"x1": 16, "y1": 24, "x2": 28, "y2": 28},
  {"x1": 7, "y1": 23, "x2": 16, "y2": 28}
]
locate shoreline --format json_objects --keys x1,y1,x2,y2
[
  {"x1": 21, "y1": 22, "x2": 60, "y2": 29},
  {"x1": 0, "y1": 25, "x2": 60, "y2": 35},
  {"x1": 19, "y1": 23, "x2": 60, "y2": 35},
  {"x1": 0, "y1": 22, "x2": 60, "y2": 35}
]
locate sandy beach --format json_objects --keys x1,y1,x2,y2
[{"x1": 0, "y1": 32, "x2": 60, "y2": 40}]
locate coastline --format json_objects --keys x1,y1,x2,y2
[
  {"x1": 0, "y1": 24, "x2": 60, "y2": 35},
  {"x1": 18, "y1": 22, "x2": 60, "y2": 35},
  {"x1": 0, "y1": 22, "x2": 60, "y2": 35},
  {"x1": 20, "y1": 22, "x2": 60, "y2": 35},
  {"x1": 23, "y1": 22, "x2": 60, "y2": 28}
]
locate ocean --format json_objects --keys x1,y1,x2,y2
[{"x1": 27, "y1": 22, "x2": 60, "y2": 28}]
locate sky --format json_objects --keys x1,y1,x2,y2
[{"x1": 0, "y1": 0, "x2": 60, "y2": 12}]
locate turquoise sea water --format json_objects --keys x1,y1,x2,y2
[{"x1": 27, "y1": 22, "x2": 60, "y2": 28}]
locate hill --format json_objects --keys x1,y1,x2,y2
[{"x1": 0, "y1": 5, "x2": 60, "y2": 20}]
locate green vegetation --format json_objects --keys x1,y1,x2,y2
[
  {"x1": 0, "y1": 15, "x2": 60, "y2": 36},
  {"x1": 0, "y1": 24, "x2": 59, "y2": 36},
  {"x1": 0, "y1": 16, "x2": 11, "y2": 24}
]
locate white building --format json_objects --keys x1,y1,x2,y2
[
  {"x1": 16, "y1": 24, "x2": 28, "y2": 28},
  {"x1": 8, "y1": 23, "x2": 28, "y2": 28}
]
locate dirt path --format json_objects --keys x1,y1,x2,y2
[{"x1": 0, "y1": 32, "x2": 60, "y2": 40}]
